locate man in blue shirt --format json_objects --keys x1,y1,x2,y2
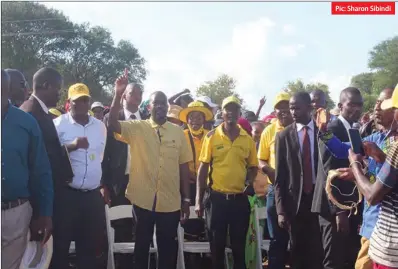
[
  {"x1": 318, "y1": 87, "x2": 396, "y2": 269},
  {"x1": 1, "y1": 69, "x2": 54, "y2": 269}
]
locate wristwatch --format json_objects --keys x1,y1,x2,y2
[{"x1": 182, "y1": 198, "x2": 191, "y2": 203}]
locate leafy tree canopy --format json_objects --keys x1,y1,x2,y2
[{"x1": 1, "y1": 1, "x2": 147, "y2": 106}]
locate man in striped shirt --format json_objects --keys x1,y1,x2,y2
[{"x1": 339, "y1": 84, "x2": 398, "y2": 269}]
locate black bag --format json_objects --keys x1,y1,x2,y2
[{"x1": 182, "y1": 218, "x2": 207, "y2": 241}]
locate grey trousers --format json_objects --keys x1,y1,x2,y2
[{"x1": 1, "y1": 202, "x2": 32, "y2": 269}]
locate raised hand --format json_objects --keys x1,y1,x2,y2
[
  {"x1": 114, "y1": 68, "x2": 129, "y2": 97},
  {"x1": 259, "y1": 96, "x2": 266, "y2": 107},
  {"x1": 315, "y1": 108, "x2": 330, "y2": 132}
]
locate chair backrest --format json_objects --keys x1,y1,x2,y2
[
  {"x1": 254, "y1": 205, "x2": 267, "y2": 269},
  {"x1": 107, "y1": 205, "x2": 133, "y2": 221},
  {"x1": 189, "y1": 206, "x2": 198, "y2": 219}
]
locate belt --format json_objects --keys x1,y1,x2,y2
[
  {"x1": 1, "y1": 198, "x2": 29, "y2": 210},
  {"x1": 67, "y1": 186, "x2": 100, "y2": 193},
  {"x1": 211, "y1": 190, "x2": 246, "y2": 200}
]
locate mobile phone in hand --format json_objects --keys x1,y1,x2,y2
[{"x1": 348, "y1": 128, "x2": 365, "y2": 155}]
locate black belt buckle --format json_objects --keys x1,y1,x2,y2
[{"x1": 225, "y1": 193, "x2": 234, "y2": 200}]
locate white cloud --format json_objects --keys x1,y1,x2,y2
[
  {"x1": 307, "y1": 71, "x2": 354, "y2": 106},
  {"x1": 278, "y1": 44, "x2": 305, "y2": 57},
  {"x1": 143, "y1": 17, "x2": 276, "y2": 111},
  {"x1": 282, "y1": 24, "x2": 296, "y2": 35}
]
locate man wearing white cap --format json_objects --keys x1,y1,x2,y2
[
  {"x1": 91, "y1": 101, "x2": 105, "y2": 121},
  {"x1": 196, "y1": 96, "x2": 218, "y2": 130}
]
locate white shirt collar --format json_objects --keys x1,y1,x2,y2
[
  {"x1": 124, "y1": 107, "x2": 140, "y2": 120},
  {"x1": 338, "y1": 115, "x2": 352, "y2": 132},
  {"x1": 31, "y1": 94, "x2": 49, "y2": 114},
  {"x1": 296, "y1": 119, "x2": 315, "y2": 132},
  {"x1": 67, "y1": 112, "x2": 94, "y2": 126}
]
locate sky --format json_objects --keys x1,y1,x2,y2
[{"x1": 44, "y1": 2, "x2": 398, "y2": 116}]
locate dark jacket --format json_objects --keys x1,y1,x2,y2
[
  {"x1": 101, "y1": 109, "x2": 147, "y2": 197},
  {"x1": 311, "y1": 118, "x2": 356, "y2": 217},
  {"x1": 19, "y1": 96, "x2": 73, "y2": 188},
  {"x1": 274, "y1": 122, "x2": 319, "y2": 220}
]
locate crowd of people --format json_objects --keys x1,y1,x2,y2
[{"x1": 1, "y1": 66, "x2": 398, "y2": 269}]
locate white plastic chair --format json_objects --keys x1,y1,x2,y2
[
  {"x1": 105, "y1": 204, "x2": 158, "y2": 269},
  {"x1": 254, "y1": 205, "x2": 270, "y2": 269},
  {"x1": 177, "y1": 206, "x2": 231, "y2": 269}
]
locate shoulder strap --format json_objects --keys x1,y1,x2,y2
[{"x1": 188, "y1": 131, "x2": 196, "y2": 171}]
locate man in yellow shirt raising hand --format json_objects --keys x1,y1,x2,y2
[
  {"x1": 258, "y1": 92, "x2": 293, "y2": 269},
  {"x1": 107, "y1": 69, "x2": 192, "y2": 269},
  {"x1": 196, "y1": 96, "x2": 258, "y2": 269}
]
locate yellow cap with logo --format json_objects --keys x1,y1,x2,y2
[
  {"x1": 222, "y1": 96, "x2": 241, "y2": 109},
  {"x1": 68, "y1": 83, "x2": 91, "y2": 101},
  {"x1": 381, "y1": 83, "x2": 398, "y2": 110},
  {"x1": 273, "y1": 92, "x2": 291, "y2": 108}
]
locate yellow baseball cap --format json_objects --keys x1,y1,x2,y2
[
  {"x1": 222, "y1": 96, "x2": 241, "y2": 109},
  {"x1": 68, "y1": 83, "x2": 91, "y2": 101},
  {"x1": 381, "y1": 84, "x2": 398, "y2": 110},
  {"x1": 273, "y1": 92, "x2": 290, "y2": 108}
]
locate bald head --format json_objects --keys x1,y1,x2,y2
[
  {"x1": 32, "y1": 67, "x2": 63, "y2": 107},
  {"x1": 5, "y1": 69, "x2": 27, "y2": 107},
  {"x1": 33, "y1": 67, "x2": 62, "y2": 91},
  {"x1": 149, "y1": 91, "x2": 168, "y2": 124}
]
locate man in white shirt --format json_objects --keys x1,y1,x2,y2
[{"x1": 52, "y1": 83, "x2": 107, "y2": 269}]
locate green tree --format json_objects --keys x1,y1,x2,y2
[
  {"x1": 1, "y1": 1, "x2": 147, "y2": 105},
  {"x1": 196, "y1": 74, "x2": 243, "y2": 106},
  {"x1": 350, "y1": 72, "x2": 374, "y2": 94},
  {"x1": 350, "y1": 36, "x2": 398, "y2": 111},
  {"x1": 57, "y1": 24, "x2": 146, "y2": 104},
  {"x1": 285, "y1": 79, "x2": 335, "y2": 109},
  {"x1": 1, "y1": 1, "x2": 76, "y2": 84}
]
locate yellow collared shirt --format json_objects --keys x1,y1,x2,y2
[
  {"x1": 183, "y1": 129, "x2": 209, "y2": 174},
  {"x1": 257, "y1": 120, "x2": 285, "y2": 184},
  {"x1": 115, "y1": 118, "x2": 193, "y2": 212},
  {"x1": 199, "y1": 124, "x2": 258, "y2": 194}
]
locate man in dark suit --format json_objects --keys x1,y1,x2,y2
[
  {"x1": 102, "y1": 83, "x2": 146, "y2": 268},
  {"x1": 274, "y1": 91, "x2": 322, "y2": 269},
  {"x1": 19, "y1": 67, "x2": 73, "y2": 190},
  {"x1": 19, "y1": 67, "x2": 75, "y2": 269},
  {"x1": 312, "y1": 87, "x2": 364, "y2": 269}
]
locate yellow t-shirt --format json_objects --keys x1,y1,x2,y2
[
  {"x1": 183, "y1": 129, "x2": 209, "y2": 175},
  {"x1": 199, "y1": 125, "x2": 258, "y2": 194},
  {"x1": 257, "y1": 120, "x2": 285, "y2": 184},
  {"x1": 115, "y1": 118, "x2": 193, "y2": 212}
]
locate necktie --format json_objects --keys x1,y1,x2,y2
[
  {"x1": 130, "y1": 114, "x2": 136, "y2": 120},
  {"x1": 302, "y1": 126, "x2": 313, "y2": 194}
]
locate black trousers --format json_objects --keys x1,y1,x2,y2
[
  {"x1": 133, "y1": 205, "x2": 180, "y2": 269},
  {"x1": 50, "y1": 187, "x2": 106, "y2": 269},
  {"x1": 206, "y1": 192, "x2": 250, "y2": 269},
  {"x1": 289, "y1": 193, "x2": 323, "y2": 269},
  {"x1": 110, "y1": 176, "x2": 134, "y2": 243},
  {"x1": 318, "y1": 214, "x2": 348, "y2": 269}
]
